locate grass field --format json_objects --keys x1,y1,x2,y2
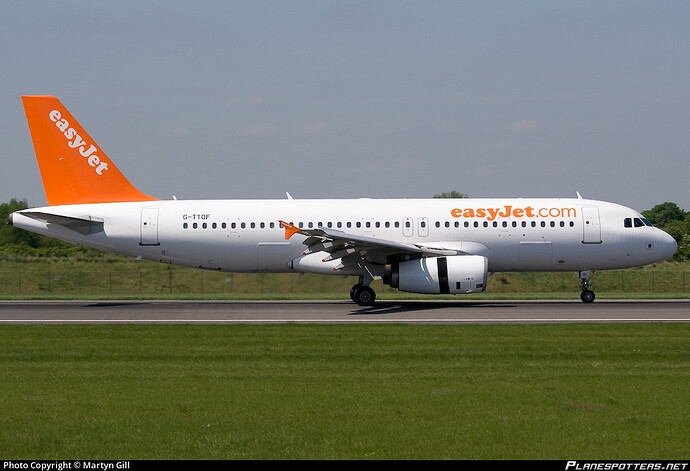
[
  {"x1": 0, "y1": 256, "x2": 689, "y2": 300},
  {"x1": 1, "y1": 323, "x2": 688, "y2": 459}
]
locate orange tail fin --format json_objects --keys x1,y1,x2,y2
[{"x1": 21, "y1": 95, "x2": 158, "y2": 205}]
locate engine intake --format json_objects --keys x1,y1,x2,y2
[{"x1": 384, "y1": 255, "x2": 488, "y2": 294}]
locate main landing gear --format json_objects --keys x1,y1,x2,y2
[
  {"x1": 350, "y1": 275, "x2": 376, "y2": 306},
  {"x1": 579, "y1": 270, "x2": 595, "y2": 303}
]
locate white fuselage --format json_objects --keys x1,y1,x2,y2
[{"x1": 12, "y1": 197, "x2": 677, "y2": 278}]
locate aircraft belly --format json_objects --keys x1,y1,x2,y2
[{"x1": 217, "y1": 237, "x2": 301, "y2": 272}]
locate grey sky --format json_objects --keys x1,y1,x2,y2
[{"x1": 1, "y1": 1, "x2": 688, "y2": 212}]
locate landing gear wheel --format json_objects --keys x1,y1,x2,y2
[
  {"x1": 580, "y1": 289, "x2": 595, "y2": 303},
  {"x1": 352, "y1": 285, "x2": 376, "y2": 306},
  {"x1": 350, "y1": 284, "x2": 362, "y2": 302},
  {"x1": 578, "y1": 270, "x2": 595, "y2": 303}
]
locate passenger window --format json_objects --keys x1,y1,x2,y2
[{"x1": 183, "y1": 223, "x2": 188, "y2": 229}]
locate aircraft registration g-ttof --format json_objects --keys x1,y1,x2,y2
[{"x1": 10, "y1": 96, "x2": 677, "y2": 305}]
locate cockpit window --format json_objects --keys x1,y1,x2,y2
[{"x1": 625, "y1": 217, "x2": 654, "y2": 228}]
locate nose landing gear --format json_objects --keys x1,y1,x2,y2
[{"x1": 579, "y1": 270, "x2": 595, "y2": 303}]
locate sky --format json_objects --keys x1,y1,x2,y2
[{"x1": 1, "y1": 1, "x2": 688, "y2": 212}]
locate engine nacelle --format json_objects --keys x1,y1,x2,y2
[{"x1": 384, "y1": 255, "x2": 488, "y2": 294}]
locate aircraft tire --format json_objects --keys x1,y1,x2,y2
[
  {"x1": 580, "y1": 289, "x2": 596, "y2": 303},
  {"x1": 350, "y1": 284, "x2": 362, "y2": 302},
  {"x1": 353, "y1": 286, "x2": 376, "y2": 306}
]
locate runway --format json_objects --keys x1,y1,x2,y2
[{"x1": 0, "y1": 299, "x2": 689, "y2": 324}]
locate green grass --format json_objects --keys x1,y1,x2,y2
[
  {"x1": 1, "y1": 324, "x2": 688, "y2": 459},
  {"x1": 0, "y1": 256, "x2": 689, "y2": 300}
]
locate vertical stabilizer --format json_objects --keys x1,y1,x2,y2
[{"x1": 21, "y1": 95, "x2": 158, "y2": 205}]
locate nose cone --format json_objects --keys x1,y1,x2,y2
[{"x1": 657, "y1": 229, "x2": 678, "y2": 260}]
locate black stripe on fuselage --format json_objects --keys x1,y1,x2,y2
[{"x1": 437, "y1": 257, "x2": 449, "y2": 294}]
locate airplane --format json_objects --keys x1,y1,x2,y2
[{"x1": 9, "y1": 95, "x2": 677, "y2": 305}]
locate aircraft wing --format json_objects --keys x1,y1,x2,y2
[{"x1": 279, "y1": 220, "x2": 463, "y2": 266}]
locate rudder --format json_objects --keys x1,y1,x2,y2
[{"x1": 21, "y1": 95, "x2": 158, "y2": 205}]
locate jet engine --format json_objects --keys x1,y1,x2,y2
[{"x1": 384, "y1": 255, "x2": 488, "y2": 294}]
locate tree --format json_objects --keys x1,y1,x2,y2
[
  {"x1": 642, "y1": 202, "x2": 686, "y2": 227},
  {"x1": 0, "y1": 198, "x2": 99, "y2": 256},
  {"x1": 642, "y1": 202, "x2": 690, "y2": 261},
  {"x1": 0, "y1": 198, "x2": 41, "y2": 248},
  {"x1": 433, "y1": 191, "x2": 468, "y2": 199}
]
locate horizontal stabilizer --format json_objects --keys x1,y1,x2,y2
[{"x1": 20, "y1": 211, "x2": 104, "y2": 235}]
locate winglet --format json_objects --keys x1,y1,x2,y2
[
  {"x1": 279, "y1": 220, "x2": 302, "y2": 240},
  {"x1": 21, "y1": 95, "x2": 159, "y2": 205}
]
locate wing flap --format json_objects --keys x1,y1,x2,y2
[{"x1": 278, "y1": 220, "x2": 464, "y2": 264}]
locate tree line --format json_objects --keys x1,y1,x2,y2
[
  {"x1": 0, "y1": 198, "x2": 98, "y2": 258},
  {"x1": 1, "y1": 197, "x2": 688, "y2": 260}
]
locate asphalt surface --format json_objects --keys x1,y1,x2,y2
[{"x1": 0, "y1": 299, "x2": 689, "y2": 324}]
